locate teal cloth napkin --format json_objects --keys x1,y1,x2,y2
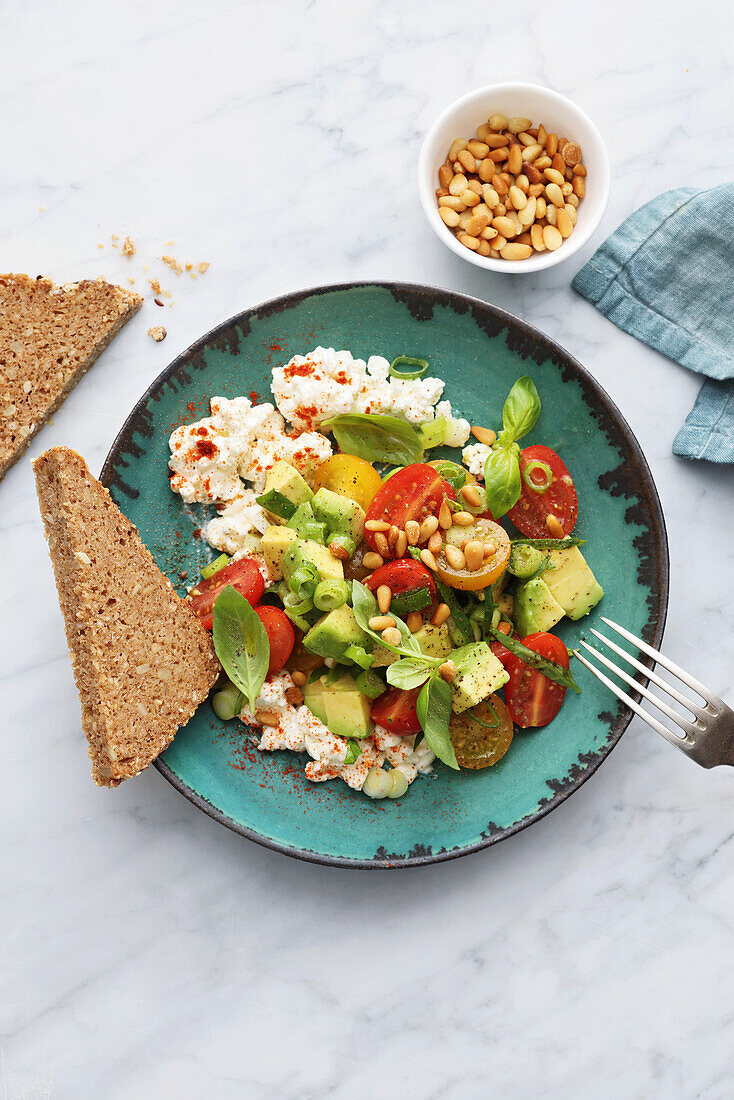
[{"x1": 572, "y1": 183, "x2": 734, "y2": 461}]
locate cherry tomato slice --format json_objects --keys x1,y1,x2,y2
[
  {"x1": 504, "y1": 631, "x2": 569, "y2": 728},
  {"x1": 364, "y1": 464, "x2": 455, "y2": 556},
  {"x1": 450, "y1": 695, "x2": 514, "y2": 769},
  {"x1": 365, "y1": 559, "x2": 436, "y2": 600},
  {"x1": 189, "y1": 557, "x2": 265, "y2": 631},
  {"x1": 434, "y1": 518, "x2": 511, "y2": 591},
  {"x1": 370, "y1": 687, "x2": 421, "y2": 735},
  {"x1": 255, "y1": 605, "x2": 295, "y2": 675},
  {"x1": 507, "y1": 445, "x2": 578, "y2": 538},
  {"x1": 313, "y1": 454, "x2": 382, "y2": 512}
]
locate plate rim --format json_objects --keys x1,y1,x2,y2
[{"x1": 100, "y1": 279, "x2": 670, "y2": 870}]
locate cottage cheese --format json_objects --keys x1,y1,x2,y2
[
  {"x1": 462, "y1": 441, "x2": 492, "y2": 479},
  {"x1": 204, "y1": 489, "x2": 271, "y2": 556},
  {"x1": 240, "y1": 673, "x2": 434, "y2": 794}
]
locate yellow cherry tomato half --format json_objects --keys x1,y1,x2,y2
[
  {"x1": 313, "y1": 454, "x2": 383, "y2": 513},
  {"x1": 434, "y1": 518, "x2": 510, "y2": 591}
]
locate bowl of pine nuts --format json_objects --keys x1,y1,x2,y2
[{"x1": 418, "y1": 83, "x2": 610, "y2": 271}]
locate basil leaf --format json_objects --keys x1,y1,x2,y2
[
  {"x1": 212, "y1": 585, "x2": 270, "y2": 713},
  {"x1": 386, "y1": 658, "x2": 433, "y2": 691},
  {"x1": 488, "y1": 626, "x2": 581, "y2": 693},
  {"x1": 435, "y1": 580, "x2": 473, "y2": 645},
  {"x1": 416, "y1": 672, "x2": 459, "y2": 770},
  {"x1": 344, "y1": 739, "x2": 361, "y2": 765},
  {"x1": 322, "y1": 413, "x2": 424, "y2": 465},
  {"x1": 483, "y1": 441, "x2": 521, "y2": 519},
  {"x1": 510, "y1": 536, "x2": 586, "y2": 549},
  {"x1": 352, "y1": 581, "x2": 428, "y2": 661},
  {"x1": 502, "y1": 376, "x2": 541, "y2": 441},
  {"x1": 255, "y1": 489, "x2": 296, "y2": 520}
]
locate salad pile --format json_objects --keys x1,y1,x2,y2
[{"x1": 169, "y1": 349, "x2": 603, "y2": 800}]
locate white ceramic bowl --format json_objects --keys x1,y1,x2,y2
[{"x1": 418, "y1": 83, "x2": 610, "y2": 274}]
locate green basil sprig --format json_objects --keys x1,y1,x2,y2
[
  {"x1": 352, "y1": 581, "x2": 441, "y2": 690},
  {"x1": 255, "y1": 489, "x2": 296, "y2": 520},
  {"x1": 417, "y1": 672, "x2": 459, "y2": 770},
  {"x1": 322, "y1": 413, "x2": 424, "y2": 465},
  {"x1": 212, "y1": 585, "x2": 270, "y2": 713},
  {"x1": 487, "y1": 625, "x2": 581, "y2": 693},
  {"x1": 483, "y1": 377, "x2": 541, "y2": 518}
]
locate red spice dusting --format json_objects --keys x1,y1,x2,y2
[
  {"x1": 192, "y1": 528, "x2": 201, "y2": 539},
  {"x1": 195, "y1": 439, "x2": 218, "y2": 458},
  {"x1": 249, "y1": 390, "x2": 261, "y2": 404},
  {"x1": 334, "y1": 371, "x2": 350, "y2": 385},
  {"x1": 195, "y1": 425, "x2": 208, "y2": 436},
  {"x1": 295, "y1": 405, "x2": 319, "y2": 430},
  {"x1": 283, "y1": 361, "x2": 316, "y2": 381},
  {"x1": 269, "y1": 343, "x2": 282, "y2": 352}
]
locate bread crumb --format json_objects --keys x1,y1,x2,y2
[
  {"x1": 197, "y1": 262, "x2": 210, "y2": 275},
  {"x1": 147, "y1": 326, "x2": 167, "y2": 342},
  {"x1": 164, "y1": 240, "x2": 176, "y2": 247},
  {"x1": 39, "y1": 206, "x2": 46, "y2": 212},
  {"x1": 111, "y1": 234, "x2": 119, "y2": 246},
  {"x1": 185, "y1": 263, "x2": 193, "y2": 272},
  {"x1": 121, "y1": 236, "x2": 136, "y2": 258},
  {"x1": 127, "y1": 278, "x2": 136, "y2": 286},
  {"x1": 154, "y1": 298, "x2": 164, "y2": 307},
  {"x1": 163, "y1": 291, "x2": 172, "y2": 299},
  {"x1": 161, "y1": 255, "x2": 182, "y2": 276},
  {"x1": 149, "y1": 278, "x2": 162, "y2": 295},
  {"x1": 97, "y1": 243, "x2": 104, "y2": 249}
]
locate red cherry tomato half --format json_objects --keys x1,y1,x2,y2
[
  {"x1": 488, "y1": 631, "x2": 518, "y2": 671},
  {"x1": 188, "y1": 557, "x2": 265, "y2": 631},
  {"x1": 364, "y1": 464, "x2": 455, "y2": 555},
  {"x1": 365, "y1": 559, "x2": 437, "y2": 600},
  {"x1": 370, "y1": 687, "x2": 422, "y2": 735},
  {"x1": 255, "y1": 605, "x2": 296, "y2": 675},
  {"x1": 504, "y1": 631, "x2": 569, "y2": 729},
  {"x1": 507, "y1": 444, "x2": 578, "y2": 538}
]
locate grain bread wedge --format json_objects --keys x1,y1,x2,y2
[
  {"x1": 0, "y1": 274, "x2": 142, "y2": 482},
  {"x1": 34, "y1": 446, "x2": 219, "y2": 787}
]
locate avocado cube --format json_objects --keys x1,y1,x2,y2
[
  {"x1": 324, "y1": 675, "x2": 373, "y2": 739},
  {"x1": 261, "y1": 525, "x2": 298, "y2": 580},
  {"x1": 514, "y1": 576, "x2": 565, "y2": 637},
  {"x1": 312, "y1": 487, "x2": 365, "y2": 544},
  {"x1": 371, "y1": 644, "x2": 398, "y2": 667},
  {"x1": 282, "y1": 540, "x2": 344, "y2": 587},
  {"x1": 544, "y1": 547, "x2": 603, "y2": 620},
  {"x1": 451, "y1": 642, "x2": 509, "y2": 714},
  {"x1": 264, "y1": 461, "x2": 313, "y2": 508},
  {"x1": 303, "y1": 676, "x2": 328, "y2": 724},
  {"x1": 303, "y1": 604, "x2": 368, "y2": 660},
  {"x1": 414, "y1": 622, "x2": 454, "y2": 659}
]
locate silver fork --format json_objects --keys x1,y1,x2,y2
[{"x1": 573, "y1": 617, "x2": 734, "y2": 769}]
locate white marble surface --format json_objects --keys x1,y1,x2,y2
[{"x1": 3, "y1": 1, "x2": 734, "y2": 1097}]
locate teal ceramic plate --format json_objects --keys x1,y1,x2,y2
[{"x1": 101, "y1": 283, "x2": 668, "y2": 868}]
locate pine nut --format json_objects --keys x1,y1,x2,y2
[
  {"x1": 515, "y1": 231, "x2": 532, "y2": 246},
  {"x1": 374, "y1": 532, "x2": 389, "y2": 556},
  {"x1": 482, "y1": 184, "x2": 500, "y2": 208},
  {"x1": 448, "y1": 138, "x2": 468, "y2": 161},
  {"x1": 490, "y1": 234, "x2": 508, "y2": 251},
  {"x1": 464, "y1": 540, "x2": 484, "y2": 571},
  {"x1": 552, "y1": 152, "x2": 566, "y2": 174},
  {"x1": 445, "y1": 545, "x2": 466, "y2": 570},
  {"x1": 438, "y1": 660, "x2": 457, "y2": 684},
  {"x1": 561, "y1": 181, "x2": 573, "y2": 196},
  {"x1": 501, "y1": 243, "x2": 533, "y2": 260},
  {"x1": 476, "y1": 122, "x2": 491, "y2": 142},
  {"x1": 573, "y1": 175, "x2": 586, "y2": 199},
  {"x1": 377, "y1": 585, "x2": 392, "y2": 613},
  {"x1": 471, "y1": 425, "x2": 496, "y2": 445},
  {"x1": 556, "y1": 209, "x2": 574, "y2": 239},
  {"x1": 460, "y1": 483, "x2": 483, "y2": 507},
  {"x1": 478, "y1": 158, "x2": 495, "y2": 182},
  {"x1": 535, "y1": 155, "x2": 552, "y2": 170},
  {"x1": 458, "y1": 149, "x2": 477, "y2": 173},
  {"x1": 291, "y1": 670, "x2": 307, "y2": 687},
  {"x1": 458, "y1": 232, "x2": 480, "y2": 251},
  {"x1": 460, "y1": 189, "x2": 480, "y2": 208},
  {"x1": 439, "y1": 195, "x2": 466, "y2": 212},
  {"x1": 489, "y1": 113, "x2": 508, "y2": 130},
  {"x1": 382, "y1": 627, "x2": 402, "y2": 647},
  {"x1": 419, "y1": 516, "x2": 439, "y2": 541},
  {"x1": 536, "y1": 197, "x2": 547, "y2": 219},
  {"x1": 564, "y1": 202, "x2": 577, "y2": 225},
  {"x1": 477, "y1": 240, "x2": 491, "y2": 257},
  {"x1": 428, "y1": 530, "x2": 443, "y2": 554},
  {"x1": 458, "y1": 210, "x2": 473, "y2": 230},
  {"x1": 563, "y1": 142, "x2": 582, "y2": 166},
  {"x1": 508, "y1": 116, "x2": 531, "y2": 133},
  {"x1": 546, "y1": 133, "x2": 559, "y2": 155},
  {"x1": 545, "y1": 514, "x2": 565, "y2": 538},
  {"x1": 515, "y1": 173, "x2": 530, "y2": 193},
  {"x1": 509, "y1": 185, "x2": 527, "y2": 210},
  {"x1": 537, "y1": 123, "x2": 548, "y2": 145},
  {"x1": 467, "y1": 139, "x2": 489, "y2": 158},
  {"x1": 431, "y1": 603, "x2": 451, "y2": 627},
  {"x1": 521, "y1": 143, "x2": 543, "y2": 163},
  {"x1": 257, "y1": 710, "x2": 281, "y2": 728},
  {"x1": 388, "y1": 525, "x2": 400, "y2": 547},
  {"x1": 517, "y1": 131, "x2": 535, "y2": 146},
  {"x1": 465, "y1": 213, "x2": 489, "y2": 237},
  {"x1": 440, "y1": 207, "x2": 460, "y2": 228},
  {"x1": 449, "y1": 173, "x2": 469, "y2": 196},
  {"x1": 370, "y1": 614, "x2": 396, "y2": 631},
  {"x1": 573, "y1": 164, "x2": 587, "y2": 177},
  {"x1": 485, "y1": 133, "x2": 510, "y2": 149},
  {"x1": 329, "y1": 541, "x2": 350, "y2": 561},
  {"x1": 531, "y1": 223, "x2": 546, "y2": 251},
  {"x1": 492, "y1": 215, "x2": 516, "y2": 238},
  {"x1": 407, "y1": 611, "x2": 423, "y2": 633},
  {"x1": 395, "y1": 530, "x2": 408, "y2": 557},
  {"x1": 420, "y1": 548, "x2": 438, "y2": 571},
  {"x1": 543, "y1": 225, "x2": 563, "y2": 251},
  {"x1": 362, "y1": 551, "x2": 384, "y2": 570},
  {"x1": 545, "y1": 182, "x2": 564, "y2": 208},
  {"x1": 507, "y1": 144, "x2": 522, "y2": 175},
  {"x1": 546, "y1": 203, "x2": 558, "y2": 227},
  {"x1": 567, "y1": 193, "x2": 580, "y2": 208},
  {"x1": 489, "y1": 147, "x2": 509, "y2": 163},
  {"x1": 518, "y1": 196, "x2": 537, "y2": 226},
  {"x1": 453, "y1": 511, "x2": 475, "y2": 526},
  {"x1": 438, "y1": 163, "x2": 453, "y2": 189},
  {"x1": 492, "y1": 176, "x2": 508, "y2": 197},
  {"x1": 439, "y1": 499, "x2": 453, "y2": 529},
  {"x1": 405, "y1": 520, "x2": 420, "y2": 546},
  {"x1": 544, "y1": 168, "x2": 565, "y2": 186},
  {"x1": 365, "y1": 519, "x2": 390, "y2": 532}
]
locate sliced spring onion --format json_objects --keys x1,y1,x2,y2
[
  {"x1": 313, "y1": 578, "x2": 349, "y2": 612},
  {"x1": 301, "y1": 521, "x2": 328, "y2": 543},
  {"x1": 343, "y1": 644, "x2": 375, "y2": 670},
  {"x1": 389, "y1": 586, "x2": 431, "y2": 617},
  {"x1": 255, "y1": 489, "x2": 296, "y2": 520},
  {"x1": 386, "y1": 769, "x2": 409, "y2": 798},
  {"x1": 389, "y1": 355, "x2": 429, "y2": 380},
  {"x1": 356, "y1": 668, "x2": 385, "y2": 699},
  {"x1": 382, "y1": 466, "x2": 404, "y2": 482},
  {"x1": 212, "y1": 682, "x2": 245, "y2": 721},
  {"x1": 288, "y1": 562, "x2": 319, "y2": 601},
  {"x1": 362, "y1": 767, "x2": 392, "y2": 799},
  {"x1": 429, "y1": 459, "x2": 468, "y2": 493},
  {"x1": 522, "y1": 458, "x2": 553, "y2": 493},
  {"x1": 510, "y1": 536, "x2": 585, "y2": 549},
  {"x1": 279, "y1": 583, "x2": 313, "y2": 617},
  {"x1": 200, "y1": 553, "x2": 229, "y2": 581},
  {"x1": 344, "y1": 739, "x2": 362, "y2": 765},
  {"x1": 417, "y1": 417, "x2": 448, "y2": 449}
]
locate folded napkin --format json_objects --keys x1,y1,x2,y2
[{"x1": 572, "y1": 183, "x2": 734, "y2": 461}]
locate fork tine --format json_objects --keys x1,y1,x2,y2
[
  {"x1": 579, "y1": 641, "x2": 701, "y2": 738},
  {"x1": 589, "y1": 629, "x2": 711, "y2": 721},
  {"x1": 599, "y1": 618, "x2": 725, "y2": 711},
  {"x1": 574, "y1": 650, "x2": 695, "y2": 755}
]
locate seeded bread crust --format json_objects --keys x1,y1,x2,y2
[
  {"x1": 0, "y1": 274, "x2": 142, "y2": 481},
  {"x1": 33, "y1": 447, "x2": 219, "y2": 786}
]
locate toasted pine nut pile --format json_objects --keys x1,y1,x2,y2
[{"x1": 436, "y1": 113, "x2": 587, "y2": 260}]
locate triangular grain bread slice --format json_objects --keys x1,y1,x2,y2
[
  {"x1": 0, "y1": 274, "x2": 142, "y2": 481},
  {"x1": 34, "y1": 447, "x2": 220, "y2": 787}
]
